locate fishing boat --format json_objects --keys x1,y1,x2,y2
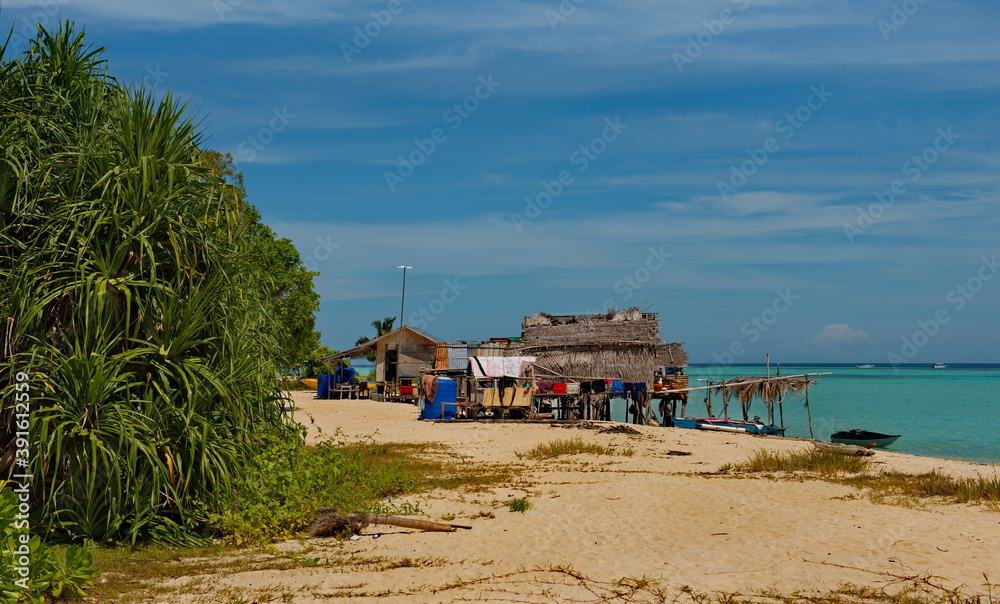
[
  {"x1": 856, "y1": 364, "x2": 875, "y2": 368},
  {"x1": 830, "y1": 429, "x2": 900, "y2": 448},
  {"x1": 933, "y1": 362, "x2": 947, "y2": 369},
  {"x1": 673, "y1": 417, "x2": 786, "y2": 436}
]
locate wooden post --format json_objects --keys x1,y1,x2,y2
[
  {"x1": 721, "y1": 382, "x2": 729, "y2": 419},
  {"x1": 805, "y1": 384, "x2": 815, "y2": 439},
  {"x1": 706, "y1": 383, "x2": 713, "y2": 418}
]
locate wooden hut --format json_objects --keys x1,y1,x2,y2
[
  {"x1": 324, "y1": 326, "x2": 444, "y2": 386},
  {"x1": 514, "y1": 308, "x2": 687, "y2": 384}
]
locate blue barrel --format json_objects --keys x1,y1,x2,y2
[
  {"x1": 317, "y1": 375, "x2": 331, "y2": 399},
  {"x1": 420, "y1": 377, "x2": 458, "y2": 420},
  {"x1": 334, "y1": 367, "x2": 356, "y2": 384}
]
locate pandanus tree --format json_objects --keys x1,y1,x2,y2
[{"x1": 0, "y1": 24, "x2": 307, "y2": 544}]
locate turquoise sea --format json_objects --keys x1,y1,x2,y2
[{"x1": 683, "y1": 364, "x2": 1000, "y2": 465}]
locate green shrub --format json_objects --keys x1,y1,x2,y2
[
  {"x1": 211, "y1": 439, "x2": 416, "y2": 545},
  {"x1": 506, "y1": 498, "x2": 533, "y2": 513},
  {"x1": 0, "y1": 487, "x2": 99, "y2": 603}
]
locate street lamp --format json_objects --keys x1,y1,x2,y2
[{"x1": 395, "y1": 266, "x2": 411, "y2": 393}]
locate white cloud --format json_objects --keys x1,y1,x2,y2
[
  {"x1": 806, "y1": 324, "x2": 872, "y2": 348},
  {"x1": 5, "y1": 0, "x2": 349, "y2": 28}
]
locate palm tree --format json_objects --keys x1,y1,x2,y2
[{"x1": 353, "y1": 317, "x2": 396, "y2": 362}]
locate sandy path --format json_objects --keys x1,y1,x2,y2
[{"x1": 156, "y1": 393, "x2": 1000, "y2": 603}]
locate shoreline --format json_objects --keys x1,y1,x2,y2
[{"x1": 287, "y1": 386, "x2": 1000, "y2": 468}]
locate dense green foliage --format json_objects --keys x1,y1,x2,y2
[
  {"x1": 205, "y1": 151, "x2": 322, "y2": 372},
  {"x1": 211, "y1": 438, "x2": 417, "y2": 546},
  {"x1": 0, "y1": 24, "x2": 313, "y2": 545},
  {"x1": 1, "y1": 486, "x2": 98, "y2": 603}
]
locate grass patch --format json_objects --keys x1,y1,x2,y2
[
  {"x1": 506, "y1": 498, "x2": 533, "y2": 513},
  {"x1": 843, "y1": 470, "x2": 1000, "y2": 507},
  {"x1": 721, "y1": 449, "x2": 1000, "y2": 509},
  {"x1": 211, "y1": 439, "x2": 418, "y2": 546},
  {"x1": 339, "y1": 441, "x2": 525, "y2": 493},
  {"x1": 517, "y1": 438, "x2": 634, "y2": 460},
  {"x1": 211, "y1": 439, "x2": 523, "y2": 547},
  {"x1": 721, "y1": 449, "x2": 872, "y2": 476}
]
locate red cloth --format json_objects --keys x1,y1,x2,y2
[{"x1": 553, "y1": 383, "x2": 567, "y2": 394}]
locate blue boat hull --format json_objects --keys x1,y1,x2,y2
[{"x1": 673, "y1": 417, "x2": 786, "y2": 436}]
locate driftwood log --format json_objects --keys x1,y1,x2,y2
[
  {"x1": 812, "y1": 440, "x2": 876, "y2": 456},
  {"x1": 308, "y1": 509, "x2": 472, "y2": 537}
]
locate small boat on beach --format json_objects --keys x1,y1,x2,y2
[
  {"x1": 830, "y1": 429, "x2": 900, "y2": 448},
  {"x1": 673, "y1": 417, "x2": 786, "y2": 436}
]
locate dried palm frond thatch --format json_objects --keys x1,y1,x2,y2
[
  {"x1": 719, "y1": 375, "x2": 818, "y2": 419},
  {"x1": 514, "y1": 308, "x2": 687, "y2": 382}
]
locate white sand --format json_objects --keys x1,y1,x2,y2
[{"x1": 155, "y1": 393, "x2": 1000, "y2": 603}]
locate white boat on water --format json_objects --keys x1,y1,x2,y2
[
  {"x1": 856, "y1": 364, "x2": 875, "y2": 368},
  {"x1": 933, "y1": 362, "x2": 947, "y2": 369}
]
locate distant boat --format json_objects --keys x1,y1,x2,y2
[
  {"x1": 673, "y1": 417, "x2": 786, "y2": 436},
  {"x1": 830, "y1": 429, "x2": 900, "y2": 448},
  {"x1": 933, "y1": 363, "x2": 947, "y2": 369},
  {"x1": 856, "y1": 364, "x2": 875, "y2": 368}
]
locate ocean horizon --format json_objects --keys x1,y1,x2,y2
[{"x1": 683, "y1": 363, "x2": 1000, "y2": 465}]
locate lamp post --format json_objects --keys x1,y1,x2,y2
[{"x1": 395, "y1": 265, "x2": 411, "y2": 393}]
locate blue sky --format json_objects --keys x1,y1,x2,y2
[{"x1": 6, "y1": 0, "x2": 999, "y2": 364}]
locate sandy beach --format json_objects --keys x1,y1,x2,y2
[{"x1": 157, "y1": 392, "x2": 1000, "y2": 602}]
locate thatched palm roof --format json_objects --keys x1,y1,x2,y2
[{"x1": 514, "y1": 308, "x2": 686, "y2": 383}]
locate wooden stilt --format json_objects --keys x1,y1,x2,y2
[{"x1": 805, "y1": 384, "x2": 815, "y2": 439}]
